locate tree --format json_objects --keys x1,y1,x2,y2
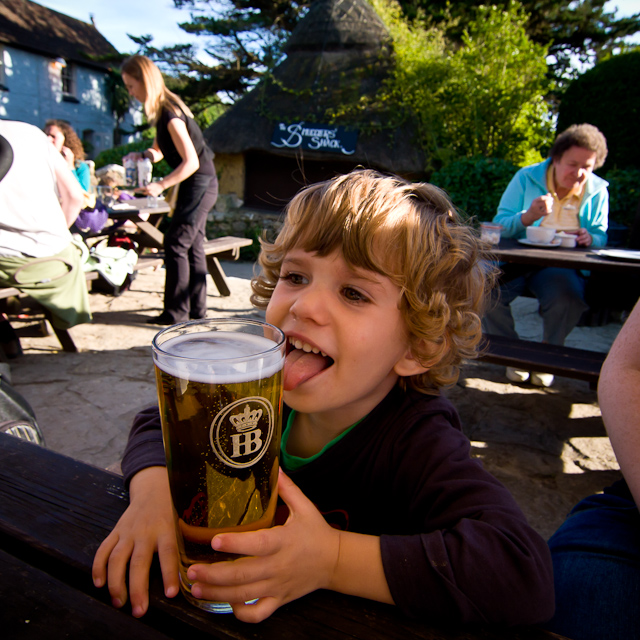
[
  {"x1": 398, "y1": 0, "x2": 640, "y2": 82},
  {"x1": 368, "y1": 0, "x2": 553, "y2": 168},
  {"x1": 150, "y1": 1, "x2": 308, "y2": 101},
  {"x1": 156, "y1": 0, "x2": 639, "y2": 99}
]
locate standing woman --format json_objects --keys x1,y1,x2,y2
[
  {"x1": 44, "y1": 119, "x2": 91, "y2": 192},
  {"x1": 121, "y1": 55, "x2": 218, "y2": 325}
]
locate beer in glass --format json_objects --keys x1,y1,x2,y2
[{"x1": 152, "y1": 319, "x2": 285, "y2": 612}]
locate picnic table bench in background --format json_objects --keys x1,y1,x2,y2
[
  {"x1": 0, "y1": 271, "x2": 100, "y2": 354},
  {"x1": 133, "y1": 236, "x2": 253, "y2": 297},
  {"x1": 479, "y1": 333, "x2": 606, "y2": 387}
]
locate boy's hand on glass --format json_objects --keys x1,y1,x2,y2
[
  {"x1": 92, "y1": 466, "x2": 180, "y2": 618},
  {"x1": 187, "y1": 468, "x2": 340, "y2": 623}
]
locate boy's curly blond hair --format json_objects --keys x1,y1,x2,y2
[{"x1": 251, "y1": 169, "x2": 496, "y2": 393}]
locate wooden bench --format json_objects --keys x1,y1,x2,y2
[
  {"x1": 0, "y1": 271, "x2": 100, "y2": 354},
  {"x1": 134, "y1": 235, "x2": 254, "y2": 297},
  {"x1": 478, "y1": 333, "x2": 607, "y2": 386}
]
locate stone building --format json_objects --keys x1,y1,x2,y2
[{"x1": 0, "y1": 0, "x2": 138, "y2": 156}]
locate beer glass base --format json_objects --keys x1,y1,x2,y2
[{"x1": 179, "y1": 575, "x2": 257, "y2": 613}]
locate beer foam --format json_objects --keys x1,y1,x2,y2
[{"x1": 154, "y1": 331, "x2": 284, "y2": 383}]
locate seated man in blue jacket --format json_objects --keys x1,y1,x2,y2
[{"x1": 483, "y1": 123, "x2": 609, "y2": 387}]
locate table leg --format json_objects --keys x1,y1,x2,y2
[
  {"x1": 205, "y1": 255, "x2": 231, "y2": 297},
  {"x1": 134, "y1": 220, "x2": 165, "y2": 249}
]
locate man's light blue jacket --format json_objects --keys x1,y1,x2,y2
[{"x1": 493, "y1": 158, "x2": 609, "y2": 248}]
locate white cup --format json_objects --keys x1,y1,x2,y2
[
  {"x1": 555, "y1": 233, "x2": 577, "y2": 248},
  {"x1": 526, "y1": 226, "x2": 556, "y2": 244}
]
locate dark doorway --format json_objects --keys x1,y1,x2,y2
[{"x1": 244, "y1": 151, "x2": 364, "y2": 211}]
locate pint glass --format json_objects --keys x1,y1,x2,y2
[{"x1": 152, "y1": 318, "x2": 285, "y2": 613}]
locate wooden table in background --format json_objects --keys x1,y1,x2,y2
[
  {"x1": 107, "y1": 198, "x2": 253, "y2": 297},
  {"x1": 490, "y1": 238, "x2": 640, "y2": 274},
  {"x1": 0, "y1": 434, "x2": 567, "y2": 640},
  {"x1": 108, "y1": 197, "x2": 171, "y2": 250}
]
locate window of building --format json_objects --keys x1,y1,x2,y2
[{"x1": 61, "y1": 63, "x2": 74, "y2": 96}]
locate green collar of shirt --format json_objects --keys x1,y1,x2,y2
[{"x1": 280, "y1": 410, "x2": 365, "y2": 471}]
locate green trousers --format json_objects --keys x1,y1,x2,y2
[{"x1": 0, "y1": 243, "x2": 92, "y2": 330}]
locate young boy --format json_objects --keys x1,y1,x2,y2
[{"x1": 93, "y1": 170, "x2": 554, "y2": 624}]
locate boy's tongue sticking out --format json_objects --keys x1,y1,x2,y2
[{"x1": 283, "y1": 346, "x2": 332, "y2": 391}]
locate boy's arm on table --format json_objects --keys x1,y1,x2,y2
[
  {"x1": 95, "y1": 405, "x2": 554, "y2": 625},
  {"x1": 598, "y1": 300, "x2": 640, "y2": 506},
  {"x1": 92, "y1": 406, "x2": 177, "y2": 618},
  {"x1": 92, "y1": 466, "x2": 179, "y2": 618}
]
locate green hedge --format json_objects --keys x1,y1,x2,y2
[
  {"x1": 94, "y1": 141, "x2": 172, "y2": 177},
  {"x1": 557, "y1": 51, "x2": 640, "y2": 172},
  {"x1": 603, "y1": 167, "x2": 640, "y2": 229},
  {"x1": 430, "y1": 157, "x2": 518, "y2": 222}
]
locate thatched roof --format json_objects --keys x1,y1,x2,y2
[
  {"x1": 0, "y1": 0, "x2": 118, "y2": 70},
  {"x1": 205, "y1": 0, "x2": 425, "y2": 176},
  {"x1": 286, "y1": 0, "x2": 389, "y2": 51}
]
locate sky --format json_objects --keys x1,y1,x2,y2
[
  {"x1": 36, "y1": 0, "x2": 640, "y2": 56},
  {"x1": 36, "y1": 0, "x2": 199, "y2": 55}
]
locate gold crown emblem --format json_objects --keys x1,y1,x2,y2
[{"x1": 229, "y1": 405, "x2": 262, "y2": 432}]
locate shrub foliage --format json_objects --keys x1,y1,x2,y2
[{"x1": 431, "y1": 157, "x2": 519, "y2": 221}]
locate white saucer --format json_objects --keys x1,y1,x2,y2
[
  {"x1": 518, "y1": 238, "x2": 561, "y2": 248},
  {"x1": 592, "y1": 249, "x2": 640, "y2": 262}
]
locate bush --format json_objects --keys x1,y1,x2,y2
[
  {"x1": 430, "y1": 157, "x2": 519, "y2": 222},
  {"x1": 557, "y1": 51, "x2": 640, "y2": 172},
  {"x1": 603, "y1": 167, "x2": 640, "y2": 229},
  {"x1": 94, "y1": 141, "x2": 172, "y2": 177}
]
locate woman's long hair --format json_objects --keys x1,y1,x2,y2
[
  {"x1": 121, "y1": 55, "x2": 193, "y2": 125},
  {"x1": 44, "y1": 119, "x2": 85, "y2": 163}
]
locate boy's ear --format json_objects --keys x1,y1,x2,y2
[{"x1": 393, "y1": 347, "x2": 431, "y2": 377}]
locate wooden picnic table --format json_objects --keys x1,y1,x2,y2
[
  {"x1": 107, "y1": 197, "x2": 170, "y2": 250},
  {"x1": 0, "y1": 433, "x2": 566, "y2": 640},
  {"x1": 490, "y1": 238, "x2": 640, "y2": 274},
  {"x1": 479, "y1": 238, "x2": 640, "y2": 383}
]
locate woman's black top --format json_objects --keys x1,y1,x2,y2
[{"x1": 155, "y1": 106, "x2": 215, "y2": 177}]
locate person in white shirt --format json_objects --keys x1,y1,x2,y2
[{"x1": 0, "y1": 120, "x2": 91, "y2": 330}]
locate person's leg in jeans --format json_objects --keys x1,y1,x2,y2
[
  {"x1": 482, "y1": 267, "x2": 531, "y2": 339},
  {"x1": 187, "y1": 183, "x2": 218, "y2": 320},
  {"x1": 546, "y1": 485, "x2": 640, "y2": 640},
  {"x1": 528, "y1": 267, "x2": 588, "y2": 345}
]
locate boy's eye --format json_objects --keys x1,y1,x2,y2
[
  {"x1": 280, "y1": 271, "x2": 307, "y2": 286},
  {"x1": 342, "y1": 287, "x2": 368, "y2": 303}
]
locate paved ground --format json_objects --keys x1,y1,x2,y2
[{"x1": 5, "y1": 260, "x2": 623, "y2": 540}]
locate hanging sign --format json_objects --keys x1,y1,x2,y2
[{"x1": 271, "y1": 122, "x2": 358, "y2": 155}]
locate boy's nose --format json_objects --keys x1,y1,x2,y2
[{"x1": 290, "y1": 286, "x2": 329, "y2": 323}]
